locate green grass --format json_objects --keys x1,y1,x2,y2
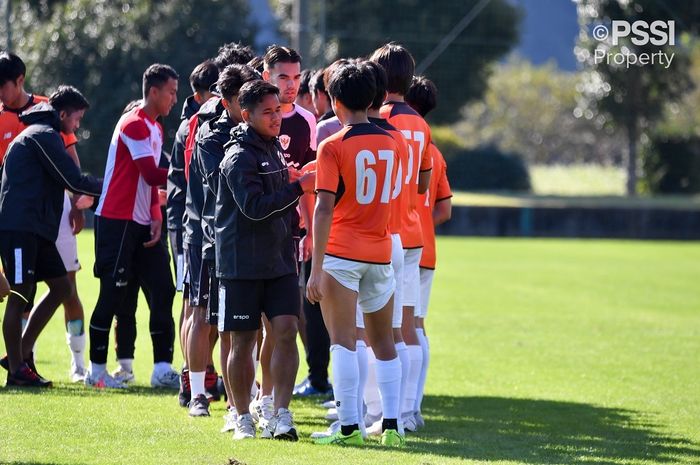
[
  {"x1": 530, "y1": 164, "x2": 626, "y2": 196},
  {"x1": 1, "y1": 234, "x2": 700, "y2": 465}
]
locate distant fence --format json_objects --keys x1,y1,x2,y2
[{"x1": 437, "y1": 205, "x2": 700, "y2": 240}]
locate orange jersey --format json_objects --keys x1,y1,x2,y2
[
  {"x1": 299, "y1": 160, "x2": 317, "y2": 230},
  {"x1": 0, "y1": 94, "x2": 77, "y2": 164},
  {"x1": 418, "y1": 143, "x2": 452, "y2": 269},
  {"x1": 315, "y1": 123, "x2": 399, "y2": 264},
  {"x1": 380, "y1": 101, "x2": 432, "y2": 249},
  {"x1": 369, "y1": 117, "x2": 408, "y2": 234}
]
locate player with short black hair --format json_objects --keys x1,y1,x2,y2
[
  {"x1": 405, "y1": 75, "x2": 451, "y2": 430},
  {"x1": 371, "y1": 42, "x2": 432, "y2": 433},
  {"x1": 216, "y1": 78, "x2": 315, "y2": 440},
  {"x1": 306, "y1": 62, "x2": 403, "y2": 447},
  {"x1": 87, "y1": 63, "x2": 179, "y2": 389},
  {"x1": 215, "y1": 42, "x2": 256, "y2": 71},
  {"x1": 295, "y1": 69, "x2": 316, "y2": 116}
]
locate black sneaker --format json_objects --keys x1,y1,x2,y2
[
  {"x1": 178, "y1": 369, "x2": 191, "y2": 408},
  {"x1": 7, "y1": 362, "x2": 52, "y2": 388},
  {"x1": 1, "y1": 353, "x2": 46, "y2": 380},
  {"x1": 188, "y1": 394, "x2": 210, "y2": 417}
]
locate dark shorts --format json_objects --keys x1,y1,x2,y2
[
  {"x1": 218, "y1": 273, "x2": 300, "y2": 332},
  {"x1": 168, "y1": 229, "x2": 184, "y2": 292},
  {"x1": 0, "y1": 231, "x2": 66, "y2": 285},
  {"x1": 206, "y1": 259, "x2": 219, "y2": 326},
  {"x1": 185, "y1": 243, "x2": 209, "y2": 308}
]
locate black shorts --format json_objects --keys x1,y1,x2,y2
[
  {"x1": 0, "y1": 231, "x2": 66, "y2": 285},
  {"x1": 218, "y1": 273, "x2": 300, "y2": 332},
  {"x1": 206, "y1": 259, "x2": 219, "y2": 326},
  {"x1": 185, "y1": 243, "x2": 209, "y2": 308},
  {"x1": 168, "y1": 229, "x2": 184, "y2": 292}
]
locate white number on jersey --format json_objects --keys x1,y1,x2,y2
[{"x1": 356, "y1": 149, "x2": 395, "y2": 205}]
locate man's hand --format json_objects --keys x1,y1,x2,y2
[
  {"x1": 69, "y1": 207, "x2": 85, "y2": 235},
  {"x1": 0, "y1": 272, "x2": 10, "y2": 303},
  {"x1": 144, "y1": 219, "x2": 162, "y2": 248},
  {"x1": 288, "y1": 167, "x2": 302, "y2": 182},
  {"x1": 74, "y1": 195, "x2": 95, "y2": 210},
  {"x1": 158, "y1": 188, "x2": 167, "y2": 207},
  {"x1": 305, "y1": 268, "x2": 324, "y2": 304},
  {"x1": 301, "y1": 234, "x2": 313, "y2": 262},
  {"x1": 299, "y1": 171, "x2": 316, "y2": 193}
]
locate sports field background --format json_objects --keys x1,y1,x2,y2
[{"x1": 1, "y1": 233, "x2": 699, "y2": 465}]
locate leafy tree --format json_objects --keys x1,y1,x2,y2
[
  {"x1": 6, "y1": 0, "x2": 253, "y2": 174},
  {"x1": 575, "y1": 0, "x2": 700, "y2": 195}
]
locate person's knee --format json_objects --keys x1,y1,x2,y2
[
  {"x1": 271, "y1": 317, "x2": 298, "y2": 346},
  {"x1": 48, "y1": 276, "x2": 72, "y2": 302}
]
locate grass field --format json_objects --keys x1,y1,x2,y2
[
  {"x1": 530, "y1": 164, "x2": 626, "y2": 196},
  {"x1": 1, "y1": 234, "x2": 699, "y2": 465}
]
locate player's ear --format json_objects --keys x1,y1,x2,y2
[
  {"x1": 15, "y1": 75, "x2": 24, "y2": 88},
  {"x1": 221, "y1": 98, "x2": 230, "y2": 110},
  {"x1": 262, "y1": 69, "x2": 270, "y2": 81},
  {"x1": 241, "y1": 108, "x2": 250, "y2": 123}
]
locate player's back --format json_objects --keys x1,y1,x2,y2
[{"x1": 316, "y1": 122, "x2": 399, "y2": 264}]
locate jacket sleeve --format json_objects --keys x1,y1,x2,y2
[
  {"x1": 29, "y1": 133, "x2": 102, "y2": 196},
  {"x1": 227, "y1": 150, "x2": 303, "y2": 222},
  {"x1": 166, "y1": 125, "x2": 187, "y2": 231},
  {"x1": 198, "y1": 136, "x2": 224, "y2": 197}
]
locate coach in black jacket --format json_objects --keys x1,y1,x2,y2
[
  {"x1": 215, "y1": 80, "x2": 315, "y2": 440},
  {"x1": 0, "y1": 90, "x2": 101, "y2": 386}
]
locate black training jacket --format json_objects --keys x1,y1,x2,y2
[
  {"x1": 166, "y1": 95, "x2": 200, "y2": 232},
  {"x1": 183, "y1": 97, "x2": 223, "y2": 247},
  {"x1": 0, "y1": 103, "x2": 102, "y2": 241},
  {"x1": 216, "y1": 124, "x2": 303, "y2": 280},
  {"x1": 194, "y1": 109, "x2": 237, "y2": 261}
]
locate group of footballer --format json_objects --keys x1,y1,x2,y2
[{"x1": 0, "y1": 40, "x2": 452, "y2": 447}]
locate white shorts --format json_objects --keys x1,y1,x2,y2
[
  {"x1": 390, "y1": 234, "x2": 404, "y2": 328},
  {"x1": 323, "y1": 255, "x2": 394, "y2": 314},
  {"x1": 402, "y1": 248, "x2": 422, "y2": 312},
  {"x1": 55, "y1": 192, "x2": 80, "y2": 272},
  {"x1": 418, "y1": 268, "x2": 434, "y2": 318}
]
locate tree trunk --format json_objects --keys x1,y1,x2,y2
[{"x1": 626, "y1": 119, "x2": 638, "y2": 196}]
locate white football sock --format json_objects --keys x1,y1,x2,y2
[
  {"x1": 404, "y1": 344, "x2": 423, "y2": 416},
  {"x1": 363, "y1": 347, "x2": 382, "y2": 418},
  {"x1": 415, "y1": 329, "x2": 430, "y2": 412},
  {"x1": 117, "y1": 358, "x2": 133, "y2": 373},
  {"x1": 66, "y1": 332, "x2": 86, "y2": 369},
  {"x1": 356, "y1": 339, "x2": 368, "y2": 436},
  {"x1": 396, "y1": 341, "x2": 409, "y2": 433},
  {"x1": 89, "y1": 362, "x2": 106, "y2": 377},
  {"x1": 190, "y1": 371, "x2": 206, "y2": 399},
  {"x1": 374, "y1": 356, "x2": 401, "y2": 422},
  {"x1": 330, "y1": 344, "x2": 359, "y2": 426}
]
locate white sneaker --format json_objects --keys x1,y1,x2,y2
[
  {"x1": 69, "y1": 364, "x2": 87, "y2": 383},
  {"x1": 366, "y1": 418, "x2": 383, "y2": 437},
  {"x1": 321, "y1": 399, "x2": 336, "y2": 409},
  {"x1": 402, "y1": 413, "x2": 418, "y2": 432},
  {"x1": 250, "y1": 394, "x2": 274, "y2": 427},
  {"x1": 84, "y1": 371, "x2": 128, "y2": 389},
  {"x1": 325, "y1": 407, "x2": 338, "y2": 421},
  {"x1": 111, "y1": 367, "x2": 135, "y2": 384},
  {"x1": 415, "y1": 410, "x2": 425, "y2": 429},
  {"x1": 365, "y1": 411, "x2": 382, "y2": 428},
  {"x1": 310, "y1": 420, "x2": 340, "y2": 439},
  {"x1": 221, "y1": 406, "x2": 238, "y2": 433},
  {"x1": 233, "y1": 413, "x2": 256, "y2": 440},
  {"x1": 151, "y1": 366, "x2": 180, "y2": 389},
  {"x1": 273, "y1": 408, "x2": 298, "y2": 441}
]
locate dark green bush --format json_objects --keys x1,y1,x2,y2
[
  {"x1": 445, "y1": 145, "x2": 531, "y2": 192},
  {"x1": 643, "y1": 135, "x2": 700, "y2": 194}
]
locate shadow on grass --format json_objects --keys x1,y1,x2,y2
[
  {"x1": 2, "y1": 382, "x2": 177, "y2": 398},
  {"x1": 405, "y1": 395, "x2": 700, "y2": 464}
]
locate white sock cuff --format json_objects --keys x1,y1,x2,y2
[
  {"x1": 416, "y1": 328, "x2": 425, "y2": 337},
  {"x1": 375, "y1": 357, "x2": 401, "y2": 382},
  {"x1": 190, "y1": 371, "x2": 206, "y2": 398},
  {"x1": 395, "y1": 341, "x2": 407, "y2": 351},
  {"x1": 408, "y1": 344, "x2": 423, "y2": 361},
  {"x1": 356, "y1": 339, "x2": 367, "y2": 349},
  {"x1": 331, "y1": 344, "x2": 356, "y2": 355}
]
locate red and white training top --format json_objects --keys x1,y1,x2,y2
[{"x1": 96, "y1": 107, "x2": 163, "y2": 225}]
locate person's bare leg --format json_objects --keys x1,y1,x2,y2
[
  {"x1": 22, "y1": 276, "x2": 71, "y2": 360},
  {"x1": 3, "y1": 283, "x2": 33, "y2": 373},
  {"x1": 229, "y1": 330, "x2": 258, "y2": 414},
  {"x1": 269, "y1": 315, "x2": 299, "y2": 410},
  {"x1": 259, "y1": 315, "x2": 275, "y2": 397},
  {"x1": 187, "y1": 307, "x2": 211, "y2": 399},
  {"x1": 219, "y1": 331, "x2": 234, "y2": 406}
]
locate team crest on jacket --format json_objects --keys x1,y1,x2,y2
[{"x1": 279, "y1": 134, "x2": 291, "y2": 150}]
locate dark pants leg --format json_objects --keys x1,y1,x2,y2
[
  {"x1": 303, "y1": 259, "x2": 331, "y2": 390},
  {"x1": 114, "y1": 281, "x2": 140, "y2": 360}
]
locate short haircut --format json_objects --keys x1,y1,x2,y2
[
  {"x1": 0, "y1": 52, "x2": 26, "y2": 85},
  {"x1": 405, "y1": 75, "x2": 438, "y2": 117},
  {"x1": 299, "y1": 69, "x2": 314, "y2": 96},
  {"x1": 189, "y1": 60, "x2": 219, "y2": 94},
  {"x1": 122, "y1": 99, "x2": 142, "y2": 115},
  {"x1": 363, "y1": 61, "x2": 388, "y2": 110},
  {"x1": 217, "y1": 64, "x2": 261, "y2": 101},
  {"x1": 327, "y1": 63, "x2": 376, "y2": 112},
  {"x1": 322, "y1": 59, "x2": 351, "y2": 90},
  {"x1": 49, "y1": 85, "x2": 90, "y2": 114},
  {"x1": 247, "y1": 56, "x2": 265, "y2": 74},
  {"x1": 263, "y1": 45, "x2": 301, "y2": 71},
  {"x1": 309, "y1": 69, "x2": 326, "y2": 96},
  {"x1": 143, "y1": 64, "x2": 179, "y2": 98},
  {"x1": 238, "y1": 80, "x2": 280, "y2": 112},
  {"x1": 214, "y1": 42, "x2": 256, "y2": 70},
  {"x1": 369, "y1": 42, "x2": 415, "y2": 96}
]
